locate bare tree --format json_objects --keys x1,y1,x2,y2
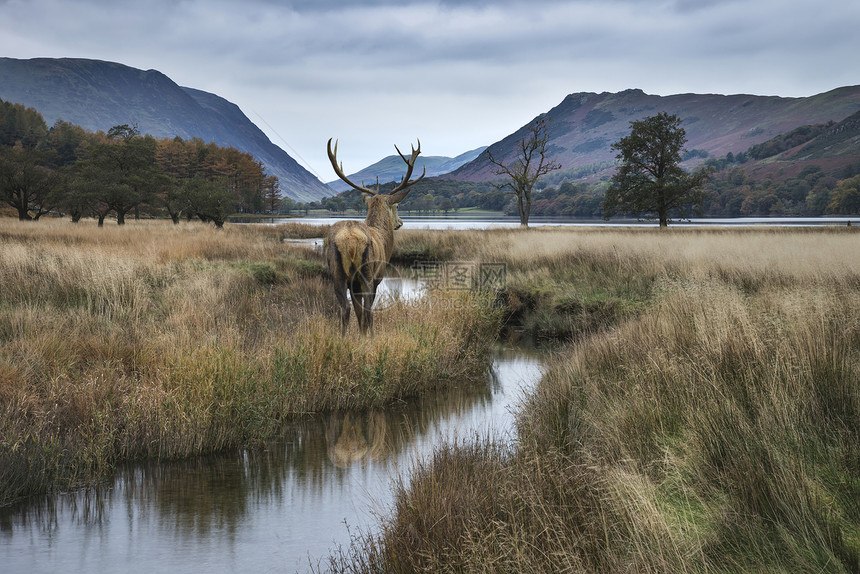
[{"x1": 486, "y1": 116, "x2": 561, "y2": 227}]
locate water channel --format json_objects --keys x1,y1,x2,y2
[{"x1": 0, "y1": 273, "x2": 543, "y2": 573}]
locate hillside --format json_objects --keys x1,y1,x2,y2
[
  {"x1": 785, "y1": 109, "x2": 860, "y2": 161},
  {"x1": 450, "y1": 86, "x2": 860, "y2": 183},
  {"x1": 327, "y1": 146, "x2": 486, "y2": 192},
  {"x1": 733, "y1": 109, "x2": 860, "y2": 181},
  {"x1": 0, "y1": 57, "x2": 332, "y2": 202}
]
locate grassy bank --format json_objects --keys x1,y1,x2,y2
[
  {"x1": 327, "y1": 226, "x2": 860, "y2": 573},
  {"x1": 395, "y1": 226, "x2": 681, "y2": 340},
  {"x1": 0, "y1": 220, "x2": 500, "y2": 502}
]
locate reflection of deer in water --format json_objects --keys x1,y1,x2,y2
[
  {"x1": 325, "y1": 411, "x2": 389, "y2": 468},
  {"x1": 324, "y1": 138, "x2": 425, "y2": 335}
]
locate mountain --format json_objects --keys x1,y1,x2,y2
[
  {"x1": 327, "y1": 146, "x2": 486, "y2": 192},
  {"x1": 0, "y1": 57, "x2": 333, "y2": 202},
  {"x1": 737, "y1": 109, "x2": 860, "y2": 180},
  {"x1": 779, "y1": 109, "x2": 860, "y2": 161},
  {"x1": 449, "y1": 87, "x2": 860, "y2": 182}
]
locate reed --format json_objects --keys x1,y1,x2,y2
[
  {"x1": 0, "y1": 219, "x2": 499, "y2": 501},
  {"x1": 327, "y1": 225, "x2": 860, "y2": 573}
]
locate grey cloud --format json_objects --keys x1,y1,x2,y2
[{"x1": 1, "y1": 0, "x2": 857, "y2": 178}]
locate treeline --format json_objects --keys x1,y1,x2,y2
[
  {"x1": 703, "y1": 162, "x2": 860, "y2": 217},
  {"x1": 313, "y1": 151, "x2": 860, "y2": 220},
  {"x1": 518, "y1": 152, "x2": 860, "y2": 218},
  {"x1": 529, "y1": 160, "x2": 860, "y2": 218},
  {"x1": 0, "y1": 99, "x2": 280, "y2": 226}
]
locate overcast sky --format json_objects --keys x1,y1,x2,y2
[{"x1": 1, "y1": 0, "x2": 858, "y2": 181}]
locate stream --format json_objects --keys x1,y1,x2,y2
[{"x1": 0, "y1": 276, "x2": 543, "y2": 573}]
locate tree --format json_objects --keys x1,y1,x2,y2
[
  {"x1": 184, "y1": 175, "x2": 234, "y2": 228},
  {"x1": 437, "y1": 196, "x2": 453, "y2": 214},
  {"x1": 603, "y1": 112, "x2": 712, "y2": 227},
  {"x1": 486, "y1": 116, "x2": 561, "y2": 226},
  {"x1": 417, "y1": 192, "x2": 435, "y2": 214},
  {"x1": 827, "y1": 175, "x2": 860, "y2": 215},
  {"x1": 77, "y1": 128, "x2": 161, "y2": 224},
  {"x1": 0, "y1": 99, "x2": 48, "y2": 148},
  {"x1": 262, "y1": 174, "x2": 281, "y2": 213},
  {"x1": 0, "y1": 145, "x2": 60, "y2": 220},
  {"x1": 44, "y1": 120, "x2": 89, "y2": 167}
]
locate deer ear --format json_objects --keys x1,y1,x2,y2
[{"x1": 362, "y1": 192, "x2": 374, "y2": 205}]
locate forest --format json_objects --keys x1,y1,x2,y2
[{"x1": 0, "y1": 99, "x2": 280, "y2": 226}]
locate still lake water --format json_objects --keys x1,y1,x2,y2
[
  {"x1": 0, "y1": 277, "x2": 542, "y2": 573},
  {"x1": 257, "y1": 214, "x2": 858, "y2": 229}
]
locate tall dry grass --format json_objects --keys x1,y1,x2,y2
[
  {"x1": 327, "y1": 226, "x2": 860, "y2": 573},
  {"x1": 394, "y1": 226, "x2": 860, "y2": 340},
  {"x1": 0, "y1": 219, "x2": 500, "y2": 501}
]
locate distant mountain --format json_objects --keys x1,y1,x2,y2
[
  {"x1": 327, "y1": 146, "x2": 486, "y2": 192},
  {"x1": 0, "y1": 57, "x2": 333, "y2": 202},
  {"x1": 450, "y1": 87, "x2": 860, "y2": 182}
]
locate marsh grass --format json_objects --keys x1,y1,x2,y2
[
  {"x1": 0, "y1": 219, "x2": 499, "y2": 501},
  {"x1": 327, "y1": 226, "x2": 860, "y2": 573}
]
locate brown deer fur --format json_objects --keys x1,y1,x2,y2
[{"x1": 324, "y1": 139, "x2": 424, "y2": 335}]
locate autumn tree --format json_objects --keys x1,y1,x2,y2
[
  {"x1": 486, "y1": 116, "x2": 561, "y2": 226},
  {"x1": 262, "y1": 174, "x2": 281, "y2": 213},
  {"x1": 603, "y1": 112, "x2": 712, "y2": 227}
]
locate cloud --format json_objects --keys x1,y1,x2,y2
[{"x1": 1, "y1": 0, "x2": 858, "y2": 180}]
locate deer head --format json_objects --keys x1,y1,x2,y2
[
  {"x1": 324, "y1": 138, "x2": 425, "y2": 335},
  {"x1": 327, "y1": 138, "x2": 424, "y2": 231}
]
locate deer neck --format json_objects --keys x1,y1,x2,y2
[{"x1": 365, "y1": 205, "x2": 395, "y2": 260}]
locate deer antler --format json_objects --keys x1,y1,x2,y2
[
  {"x1": 328, "y1": 138, "x2": 378, "y2": 196},
  {"x1": 391, "y1": 139, "x2": 426, "y2": 195}
]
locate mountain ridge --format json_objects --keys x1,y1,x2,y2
[
  {"x1": 0, "y1": 57, "x2": 332, "y2": 202},
  {"x1": 449, "y1": 86, "x2": 860, "y2": 182},
  {"x1": 4, "y1": 56, "x2": 858, "y2": 203}
]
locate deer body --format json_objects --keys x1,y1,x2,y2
[{"x1": 325, "y1": 138, "x2": 424, "y2": 335}]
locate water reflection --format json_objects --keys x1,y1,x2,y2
[{"x1": 0, "y1": 349, "x2": 542, "y2": 574}]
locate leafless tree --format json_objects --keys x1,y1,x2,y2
[{"x1": 486, "y1": 116, "x2": 561, "y2": 226}]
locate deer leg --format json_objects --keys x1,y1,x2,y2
[
  {"x1": 363, "y1": 281, "x2": 380, "y2": 336},
  {"x1": 351, "y1": 293, "x2": 366, "y2": 333},
  {"x1": 350, "y1": 279, "x2": 366, "y2": 333},
  {"x1": 334, "y1": 281, "x2": 351, "y2": 336}
]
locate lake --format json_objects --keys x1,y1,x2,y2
[{"x1": 246, "y1": 214, "x2": 858, "y2": 229}]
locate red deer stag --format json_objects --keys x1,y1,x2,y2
[{"x1": 325, "y1": 138, "x2": 425, "y2": 335}]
